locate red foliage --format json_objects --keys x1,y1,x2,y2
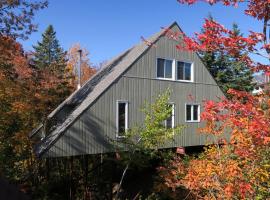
[
  {"x1": 157, "y1": 1, "x2": 270, "y2": 199},
  {"x1": 174, "y1": 1, "x2": 270, "y2": 73}
]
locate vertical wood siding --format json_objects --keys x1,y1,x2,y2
[{"x1": 47, "y1": 24, "x2": 224, "y2": 157}]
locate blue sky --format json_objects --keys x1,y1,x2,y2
[{"x1": 20, "y1": 0, "x2": 263, "y2": 65}]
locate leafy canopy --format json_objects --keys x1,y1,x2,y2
[{"x1": 0, "y1": 0, "x2": 48, "y2": 39}]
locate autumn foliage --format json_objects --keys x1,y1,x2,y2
[
  {"x1": 155, "y1": 0, "x2": 270, "y2": 199},
  {"x1": 66, "y1": 43, "x2": 97, "y2": 87},
  {"x1": 158, "y1": 90, "x2": 270, "y2": 199}
]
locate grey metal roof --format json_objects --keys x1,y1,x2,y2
[{"x1": 34, "y1": 22, "x2": 179, "y2": 157}]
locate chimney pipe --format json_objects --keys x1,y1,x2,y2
[{"x1": 77, "y1": 49, "x2": 82, "y2": 90}]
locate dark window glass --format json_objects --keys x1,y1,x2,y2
[
  {"x1": 185, "y1": 63, "x2": 191, "y2": 80},
  {"x1": 193, "y1": 105, "x2": 198, "y2": 121},
  {"x1": 165, "y1": 104, "x2": 173, "y2": 128},
  {"x1": 165, "y1": 60, "x2": 172, "y2": 78},
  {"x1": 157, "y1": 58, "x2": 164, "y2": 78},
  {"x1": 177, "y1": 62, "x2": 184, "y2": 80},
  {"x1": 118, "y1": 103, "x2": 126, "y2": 135},
  {"x1": 186, "y1": 105, "x2": 192, "y2": 121}
]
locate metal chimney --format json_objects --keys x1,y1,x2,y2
[{"x1": 77, "y1": 49, "x2": 82, "y2": 90}]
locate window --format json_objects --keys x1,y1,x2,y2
[
  {"x1": 165, "y1": 104, "x2": 175, "y2": 128},
  {"x1": 186, "y1": 104, "x2": 200, "y2": 122},
  {"x1": 156, "y1": 58, "x2": 193, "y2": 82},
  {"x1": 177, "y1": 61, "x2": 192, "y2": 81},
  {"x1": 116, "y1": 101, "x2": 128, "y2": 137},
  {"x1": 157, "y1": 58, "x2": 173, "y2": 79}
]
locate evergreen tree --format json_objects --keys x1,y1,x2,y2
[
  {"x1": 32, "y1": 25, "x2": 73, "y2": 119},
  {"x1": 33, "y1": 25, "x2": 66, "y2": 75},
  {"x1": 200, "y1": 16, "x2": 255, "y2": 94}
]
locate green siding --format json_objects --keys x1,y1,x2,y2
[{"x1": 46, "y1": 24, "x2": 224, "y2": 157}]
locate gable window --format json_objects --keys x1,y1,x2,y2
[
  {"x1": 116, "y1": 101, "x2": 128, "y2": 137},
  {"x1": 177, "y1": 61, "x2": 192, "y2": 81},
  {"x1": 186, "y1": 104, "x2": 200, "y2": 122},
  {"x1": 157, "y1": 58, "x2": 173, "y2": 79},
  {"x1": 165, "y1": 103, "x2": 175, "y2": 128}
]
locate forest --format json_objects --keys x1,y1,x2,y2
[{"x1": 0, "y1": 0, "x2": 269, "y2": 200}]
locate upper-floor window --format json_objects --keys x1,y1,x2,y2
[
  {"x1": 177, "y1": 61, "x2": 192, "y2": 81},
  {"x1": 186, "y1": 104, "x2": 200, "y2": 122},
  {"x1": 165, "y1": 103, "x2": 175, "y2": 128},
  {"x1": 116, "y1": 101, "x2": 128, "y2": 137},
  {"x1": 157, "y1": 58, "x2": 173, "y2": 79},
  {"x1": 156, "y1": 58, "x2": 193, "y2": 82}
]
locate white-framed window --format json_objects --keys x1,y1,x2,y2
[
  {"x1": 185, "y1": 104, "x2": 200, "y2": 122},
  {"x1": 176, "y1": 61, "x2": 193, "y2": 81},
  {"x1": 156, "y1": 58, "x2": 193, "y2": 82},
  {"x1": 157, "y1": 58, "x2": 173, "y2": 79},
  {"x1": 165, "y1": 103, "x2": 175, "y2": 128},
  {"x1": 116, "y1": 100, "x2": 128, "y2": 137}
]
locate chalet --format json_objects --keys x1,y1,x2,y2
[{"x1": 30, "y1": 22, "x2": 224, "y2": 158}]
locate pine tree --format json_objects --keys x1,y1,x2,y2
[
  {"x1": 33, "y1": 25, "x2": 66, "y2": 75},
  {"x1": 32, "y1": 25, "x2": 74, "y2": 118},
  {"x1": 200, "y1": 16, "x2": 255, "y2": 94}
]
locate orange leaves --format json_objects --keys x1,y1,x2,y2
[
  {"x1": 66, "y1": 43, "x2": 96, "y2": 87},
  {"x1": 158, "y1": 89, "x2": 270, "y2": 199},
  {"x1": 159, "y1": 1, "x2": 270, "y2": 199}
]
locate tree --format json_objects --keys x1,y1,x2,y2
[
  {"x1": 156, "y1": 0, "x2": 270, "y2": 199},
  {"x1": 156, "y1": 85, "x2": 268, "y2": 199},
  {"x1": 33, "y1": 25, "x2": 66, "y2": 73},
  {"x1": 114, "y1": 89, "x2": 183, "y2": 198},
  {"x1": 0, "y1": 0, "x2": 48, "y2": 39},
  {"x1": 66, "y1": 43, "x2": 97, "y2": 87},
  {"x1": 200, "y1": 16, "x2": 255, "y2": 93},
  {"x1": 31, "y1": 25, "x2": 73, "y2": 118},
  {"x1": 0, "y1": 37, "x2": 38, "y2": 183},
  {"x1": 157, "y1": 91, "x2": 270, "y2": 199}
]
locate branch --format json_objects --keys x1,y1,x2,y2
[{"x1": 115, "y1": 137, "x2": 142, "y2": 199}]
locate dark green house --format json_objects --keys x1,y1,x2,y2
[{"x1": 31, "y1": 22, "x2": 224, "y2": 158}]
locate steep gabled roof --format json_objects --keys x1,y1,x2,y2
[{"x1": 34, "y1": 22, "x2": 180, "y2": 157}]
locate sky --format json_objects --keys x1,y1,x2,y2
[{"x1": 20, "y1": 0, "x2": 263, "y2": 66}]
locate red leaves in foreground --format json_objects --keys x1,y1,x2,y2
[
  {"x1": 173, "y1": 1, "x2": 270, "y2": 73},
  {"x1": 157, "y1": 89, "x2": 270, "y2": 199}
]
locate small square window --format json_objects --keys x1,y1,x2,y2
[
  {"x1": 157, "y1": 58, "x2": 173, "y2": 79},
  {"x1": 177, "y1": 61, "x2": 192, "y2": 81},
  {"x1": 186, "y1": 104, "x2": 200, "y2": 122}
]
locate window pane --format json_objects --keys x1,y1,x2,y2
[
  {"x1": 177, "y1": 62, "x2": 184, "y2": 80},
  {"x1": 118, "y1": 103, "x2": 126, "y2": 134},
  {"x1": 157, "y1": 58, "x2": 164, "y2": 78},
  {"x1": 193, "y1": 105, "x2": 199, "y2": 121},
  {"x1": 186, "y1": 105, "x2": 192, "y2": 121},
  {"x1": 166, "y1": 104, "x2": 173, "y2": 128},
  {"x1": 184, "y1": 63, "x2": 191, "y2": 80},
  {"x1": 165, "y1": 60, "x2": 172, "y2": 78}
]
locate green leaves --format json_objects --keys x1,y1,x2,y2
[
  {"x1": 123, "y1": 89, "x2": 183, "y2": 151},
  {"x1": 33, "y1": 25, "x2": 66, "y2": 73}
]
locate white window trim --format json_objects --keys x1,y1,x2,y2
[
  {"x1": 156, "y1": 57, "x2": 174, "y2": 80},
  {"x1": 175, "y1": 60, "x2": 194, "y2": 82},
  {"x1": 165, "y1": 103, "x2": 175, "y2": 128},
  {"x1": 156, "y1": 58, "x2": 194, "y2": 82},
  {"x1": 185, "y1": 103, "x2": 200, "y2": 123},
  {"x1": 116, "y1": 100, "x2": 129, "y2": 138}
]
